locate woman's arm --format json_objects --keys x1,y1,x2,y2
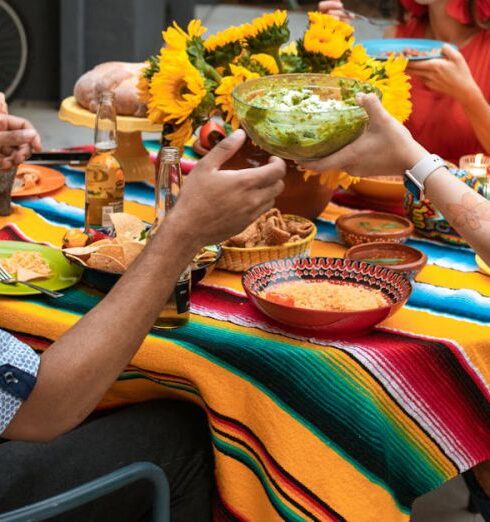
[
  {"x1": 3, "y1": 130, "x2": 286, "y2": 442},
  {"x1": 298, "y1": 93, "x2": 490, "y2": 265},
  {"x1": 407, "y1": 44, "x2": 490, "y2": 155}
]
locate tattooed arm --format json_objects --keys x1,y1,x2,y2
[
  {"x1": 298, "y1": 93, "x2": 490, "y2": 266},
  {"x1": 421, "y1": 169, "x2": 490, "y2": 263},
  {"x1": 423, "y1": 170, "x2": 490, "y2": 263}
]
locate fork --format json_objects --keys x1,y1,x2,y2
[
  {"x1": 344, "y1": 10, "x2": 393, "y2": 27},
  {"x1": 0, "y1": 265, "x2": 64, "y2": 298}
]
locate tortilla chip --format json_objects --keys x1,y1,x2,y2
[
  {"x1": 17, "y1": 267, "x2": 47, "y2": 282},
  {"x1": 90, "y1": 239, "x2": 114, "y2": 248},
  {"x1": 64, "y1": 253, "x2": 89, "y2": 267},
  {"x1": 87, "y1": 253, "x2": 126, "y2": 273},
  {"x1": 122, "y1": 241, "x2": 145, "y2": 267},
  {"x1": 110, "y1": 213, "x2": 146, "y2": 242},
  {"x1": 96, "y1": 244, "x2": 125, "y2": 263},
  {"x1": 63, "y1": 245, "x2": 100, "y2": 256}
]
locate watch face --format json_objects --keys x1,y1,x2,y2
[{"x1": 405, "y1": 176, "x2": 422, "y2": 199}]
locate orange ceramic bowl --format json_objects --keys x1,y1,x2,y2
[
  {"x1": 242, "y1": 257, "x2": 412, "y2": 336},
  {"x1": 345, "y1": 242, "x2": 427, "y2": 279},
  {"x1": 350, "y1": 175, "x2": 405, "y2": 205},
  {"x1": 336, "y1": 211, "x2": 414, "y2": 247}
]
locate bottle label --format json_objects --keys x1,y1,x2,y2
[
  {"x1": 175, "y1": 267, "x2": 191, "y2": 315},
  {"x1": 101, "y1": 201, "x2": 124, "y2": 227}
]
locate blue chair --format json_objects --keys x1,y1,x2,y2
[{"x1": 0, "y1": 462, "x2": 170, "y2": 522}]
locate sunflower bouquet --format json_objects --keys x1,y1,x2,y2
[{"x1": 138, "y1": 10, "x2": 412, "y2": 185}]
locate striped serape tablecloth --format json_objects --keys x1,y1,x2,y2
[{"x1": 0, "y1": 148, "x2": 489, "y2": 521}]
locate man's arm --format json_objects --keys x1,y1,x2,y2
[{"x1": 3, "y1": 130, "x2": 286, "y2": 442}]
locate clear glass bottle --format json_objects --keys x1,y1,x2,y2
[
  {"x1": 85, "y1": 91, "x2": 125, "y2": 232},
  {"x1": 153, "y1": 146, "x2": 190, "y2": 330}
]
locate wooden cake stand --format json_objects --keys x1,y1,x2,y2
[{"x1": 59, "y1": 97, "x2": 162, "y2": 182}]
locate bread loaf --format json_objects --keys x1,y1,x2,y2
[{"x1": 74, "y1": 62, "x2": 147, "y2": 117}]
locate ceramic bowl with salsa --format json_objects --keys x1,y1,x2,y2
[
  {"x1": 345, "y1": 242, "x2": 427, "y2": 280},
  {"x1": 336, "y1": 211, "x2": 414, "y2": 247}
]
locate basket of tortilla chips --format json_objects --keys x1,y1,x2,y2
[
  {"x1": 218, "y1": 209, "x2": 316, "y2": 272},
  {"x1": 62, "y1": 213, "x2": 222, "y2": 292}
]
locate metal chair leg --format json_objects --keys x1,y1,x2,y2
[{"x1": 0, "y1": 462, "x2": 170, "y2": 522}]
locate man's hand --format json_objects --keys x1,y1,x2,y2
[
  {"x1": 173, "y1": 129, "x2": 286, "y2": 246},
  {"x1": 0, "y1": 114, "x2": 42, "y2": 170},
  {"x1": 318, "y1": 1, "x2": 353, "y2": 22},
  {"x1": 406, "y1": 45, "x2": 480, "y2": 105},
  {"x1": 297, "y1": 93, "x2": 427, "y2": 177},
  {"x1": 0, "y1": 93, "x2": 7, "y2": 114}
]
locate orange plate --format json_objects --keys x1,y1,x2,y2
[{"x1": 11, "y1": 165, "x2": 65, "y2": 198}]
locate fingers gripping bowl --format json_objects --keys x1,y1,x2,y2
[
  {"x1": 243, "y1": 257, "x2": 412, "y2": 336},
  {"x1": 232, "y1": 74, "x2": 371, "y2": 161}
]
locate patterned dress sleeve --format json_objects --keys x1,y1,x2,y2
[{"x1": 0, "y1": 330, "x2": 40, "y2": 435}]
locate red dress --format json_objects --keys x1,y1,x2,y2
[{"x1": 396, "y1": 20, "x2": 490, "y2": 163}]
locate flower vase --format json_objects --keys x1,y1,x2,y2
[{"x1": 211, "y1": 139, "x2": 333, "y2": 220}]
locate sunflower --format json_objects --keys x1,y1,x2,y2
[
  {"x1": 163, "y1": 19, "x2": 207, "y2": 52},
  {"x1": 250, "y1": 53, "x2": 280, "y2": 75},
  {"x1": 165, "y1": 119, "x2": 194, "y2": 149},
  {"x1": 303, "y1": 169, "x2": 358, "y2": 189},
  {"x1": 148, "y1": 51, "x2": 207, "y2": 125},
  {"x1": 302, "y1": 13, "x2": 354, "y2": 60},
  {"x1": 280, "y1": 41, "x2": 298, "y2": 55},
  {"x1": 245, "y1": 10, "x2": 290, "y2": 54},
  {"x1": 215, "y1": 64, "x2": 260, "y2": 129},
  {"x1": 367, "y1": 55, "x2": 412, "y2": 122},
  {"x1": 204, "y1": 26, "x2": 246, "y2": 68},
  {"x1": 331, "y1": 60, "x2": 371, "y2": 82}
]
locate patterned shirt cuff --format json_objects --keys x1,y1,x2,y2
[{"x1": 0, "y1": 330, "x2": 40, "y2": 435}]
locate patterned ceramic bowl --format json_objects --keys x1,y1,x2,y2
[{"x1": 242, "y1": 257, "x2": 412, "y2": 336}]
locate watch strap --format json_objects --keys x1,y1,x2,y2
[{"x1": 405, "y1": 154, "x2": 445, "y2": 198}]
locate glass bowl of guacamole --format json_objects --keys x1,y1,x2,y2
[{"x1": 232, "y1": 74, "x2": 373, "y2": 161}]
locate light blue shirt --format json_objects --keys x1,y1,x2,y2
[{"x1": 0, "y1": 329, "x2": 40, "y2": 435}]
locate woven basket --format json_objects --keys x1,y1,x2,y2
[{"x1": 217, "y1": 215, "x2": 317, "y2": 272}]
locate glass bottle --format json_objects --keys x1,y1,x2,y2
[
  {"x1": 153, "y1": 146, "x2": 190, "y2": 330},
  {"x1": 84, "y1": 91, "x2": 125, "y2": 232}
]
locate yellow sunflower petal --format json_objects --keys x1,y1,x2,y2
[
  {"x1": 215, "y1": 64, "x2": 260, "y2": 129},
  {"x1": 250, "y1": 53, "x2": 280, "y2": 74},
  {"x1": 165, "y1": 119, "x2": 194, "y2": 148}
]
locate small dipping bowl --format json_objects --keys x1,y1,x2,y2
[
  {"x1": 345, "y1": 242, "x2": 427, "y2": 280},
  {"x1": 336, "y1": 211, "x2": 414, "y2": 247}
]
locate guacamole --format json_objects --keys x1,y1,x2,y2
[{"x1": 236, "y1": 86, "x2": 368, "y2": 161}]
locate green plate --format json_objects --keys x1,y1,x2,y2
[{"x1": 0, "y1": 241, "x2": 83, "y2": 296}]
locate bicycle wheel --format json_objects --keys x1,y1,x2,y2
[{"x1": 0, "y1": 0, "x2": 28, "y2": 99}]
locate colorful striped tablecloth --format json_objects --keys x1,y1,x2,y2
[{"x1": 0, "y1": 150, "x2": 489, "y2": 521}]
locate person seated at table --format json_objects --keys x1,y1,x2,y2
[
  {"x1": 0, "y1": 111, "x2": 286, "y2": 521},
  {"x1": 0, "y1": 93, "x2": 41, "y2": 169},
  {"x1": 298, "y1": 91, "x2": 490, "y2": 520},
  {"x1": 318, "y1": 0, "x2": 490, "y2": 163}
]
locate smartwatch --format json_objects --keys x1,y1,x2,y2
[{"x1": 405, "y1": 154, "x2": 446, "y2": 199}]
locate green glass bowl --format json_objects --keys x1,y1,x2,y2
[{"x1": 232, "y1": 74, "x2": 369, "y2": 161}]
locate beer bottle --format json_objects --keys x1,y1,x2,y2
[
  {"x1": 153, "y1": 147, "x2": 190, "y2": 329},
  {"x1": 85, "y1": 91, "x2": 125, "y2": 232}
]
